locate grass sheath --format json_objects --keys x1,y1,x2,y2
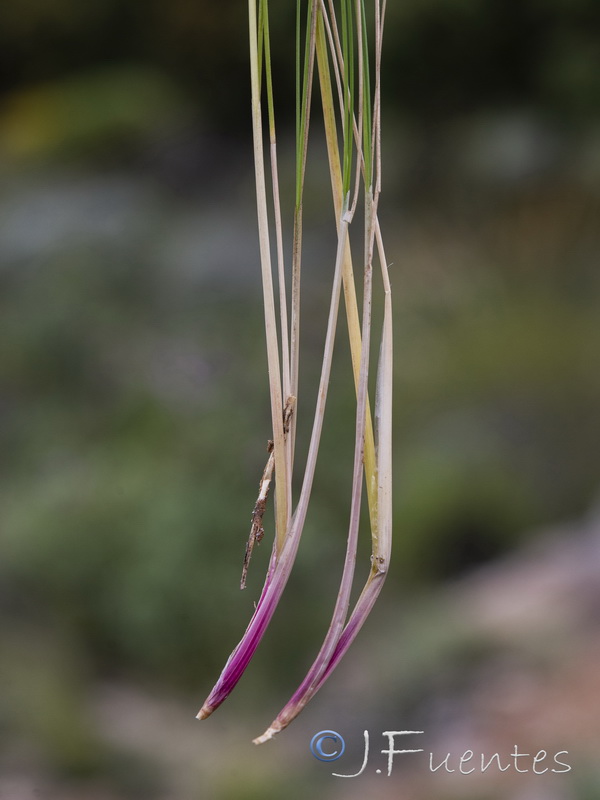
[
  {"x1": 198, "y1": 198, "x2": 350, "y2": 720},
  {"x1": 197, "y1": 0, "x2": 392, "y2": 739}
]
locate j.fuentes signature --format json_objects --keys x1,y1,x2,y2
[{"x1": 310, "y1": 730, "x2": 572, "y2": 778}]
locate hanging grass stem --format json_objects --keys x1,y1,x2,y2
[{"x1": 198, "y1": 0, "x2": 392, "y2": 739}]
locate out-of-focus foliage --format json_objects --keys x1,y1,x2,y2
[
  {"x1": 0, "y1": 66, "x2": 188, "y2": 161},
  {"x1": 1, "y1": 0, "x2": 599, "y2": 129}
]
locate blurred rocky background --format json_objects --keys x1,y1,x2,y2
[{"x1": 0, "y1": 0, "x2": 599, "y2": 798}]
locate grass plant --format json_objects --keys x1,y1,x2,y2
[{"x1": 197, "y1": 0, "x2": 392, "y2": 742}]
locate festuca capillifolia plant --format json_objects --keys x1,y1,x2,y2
[{"x1": 198, "y1": 0, "x2": 392, "y2": 743}]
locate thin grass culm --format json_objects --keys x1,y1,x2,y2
[{"x1": 197, "y1": 0, "x2": 392, "y2": 741}]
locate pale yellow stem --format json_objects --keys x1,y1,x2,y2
[{"x1": 315, "y1": 12, "x2": 378, "y2": 531}]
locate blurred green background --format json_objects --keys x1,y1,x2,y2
[{"x1": 1, "y1": 1, "x2": 599, "y2": 798}]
